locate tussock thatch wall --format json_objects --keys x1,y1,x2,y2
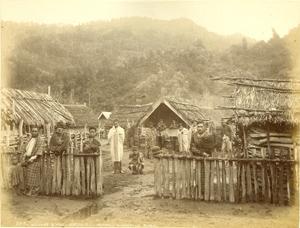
[
  {"x1": 223, "y1": 80, "x2": 300, "y2": 126},
  {"x1": 1, "y1": 88, "x2": 74, "y2": 127}
]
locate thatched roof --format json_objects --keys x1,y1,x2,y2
[
  {"x1": 109, "y1": 103, "x2": 152, "y2": 128},
  {"x1": 63, "y1": 104, "x2": 99, "y2": 128},
  {"x1": 1, "y1": 88, "x2": 74, "y2": 126},
  {"x1": 139, "y1": 97, "x2": 208, "y2": 127},
  {"x1": 217, "y1": 78, "x2": 300, "y2": 126}
]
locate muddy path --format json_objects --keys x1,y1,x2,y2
[
  {"x1": 1, "y1": 142, "x2": 299, "y2": 227},
  {"x1": 66, "y1": 144, "x2": 299, "y2": 227}
]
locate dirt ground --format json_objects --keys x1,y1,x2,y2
[{"x1": 1, "y1": 141, "x2": 299, "y2": 227}]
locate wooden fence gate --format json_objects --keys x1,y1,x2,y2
[{"x1": 154, "y1": 154, "x2": 296, "y2": 205}]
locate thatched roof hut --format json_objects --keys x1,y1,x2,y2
[
  {"x1": 139, "y1": 97, "x2": 208, "y2": 128},
  {"x1": 1, "y1": 88, "x2": 74, "y2": 129},
  {"x1": 63, "y1": 104, "x2": 99, "y2": 128},
  {"x1": 216, "y1": 78, "x2": 300, "y2": 159}
]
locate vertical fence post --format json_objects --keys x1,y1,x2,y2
[
  {"x1": 204, "y1": 158, "x2": 210, "y2": 201},
  {"x1": 229, "y1": 160, "x2": 235, "y2": 203},
  {"x1": 172, "y1": 155, "x2": 176, "y2": 199},
  {"x1": 216, "y1": 159, "x2": 221, "y2": 202},
  {"x1": 210, "y1": 159, "x2": 215, "y2": 201}
]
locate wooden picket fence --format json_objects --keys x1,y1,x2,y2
[
  {"x1": 154, "y1": 154, "x2": 295, "y2": 205},
  {"x1": 1, "y1": 133, "x2": 103, "y2": 197}
]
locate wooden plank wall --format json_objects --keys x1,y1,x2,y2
[{"x1": 154, "y1": 155, "x2": 295, "y2": 205}]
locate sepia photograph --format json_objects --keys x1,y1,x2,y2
[{"x1": 0, "y1": 0, "x2": 299, "y2": 227}]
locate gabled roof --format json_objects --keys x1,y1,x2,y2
[
  {"x1": 63, "y1": 104, "x2": 98, "y2": 127},
  {"x1": 1, "y1": 88, "x2": 74, "y2": 126},
  {"x1": 98, "y1": 111, "x2": 112, "y2": 120},
  {"x1": 139, "y1": 97, "x2": 207, "y2": 126}
]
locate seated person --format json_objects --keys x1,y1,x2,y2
[
  {"x1": 128, "y1": 146, "x2": 144, "y2": 175},
  {"x1": 83, "y1": 127, "x2": 101, "y2": 153}
]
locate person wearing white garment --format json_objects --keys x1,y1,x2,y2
[
  {"x1": 177, "y1": 123, "x2": 189, "y2": 155},
  {"x1": 188, "y1": 121, "x2": 198, "y2": 151},
  {"x1": 108, "y1": 119, "x2": 125, "y2": 174}
]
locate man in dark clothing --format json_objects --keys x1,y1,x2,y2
[
  {"x1": 190, "y1": 122, "x2": 215, "y2": 157},
  {"x1": 83, "y1": 127, "x2": 101, "y2": 154},
  {"x1": 157, "y1": 119, "x2": 167, "y2": 149}
]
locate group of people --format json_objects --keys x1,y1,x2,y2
[
  {"x1": 127, "y1": 118, "x2": 234, "y2": 159},
  {"x1": 177, "y1": 120, "x2": 234, "y2": 158},
  {"x1": 12, "y1": 119, "x2": 130, "y2": 196},
  {"x1": 11, "y1": 118, "x2": 233, "y2": 196}
]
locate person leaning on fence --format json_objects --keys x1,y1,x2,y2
[
  {"x1": 21, "y1": 126, "x2": 44, "y2": 196},
  {"x1": 49, "y1": 121, "x2": 70, "y2": 156},
  {"x1": 108, "y1": 119, "x2": 125, "y2": 174},
  {"x1": 128, "y1": 146, "x2": 144, "y2": 175},
  {"x1": 83, "y1": 127, "x2": 101, "y2": 154},
  {"x1": 190, "y1": 122, "x2": 214, "y2": 157}
]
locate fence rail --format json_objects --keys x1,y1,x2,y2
[
  {"x1": 0, "y1": 133, "x2": 103, "y2": 197},
  {"x1": 154, "y1": 154, "x2": 295, "y2": 205}
]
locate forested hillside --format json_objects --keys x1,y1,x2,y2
[{"x1": 1, "y1": 18, "x2": 297, "y2": 112}]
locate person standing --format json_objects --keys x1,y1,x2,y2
[
  {"x1": 221, "y1": 119, "x2": 234, "y2": 158},
  {"x1": 188, "y1": 120, "x2": 198, "y2": 151},
  {"x1": 157, "y1": 119, "x2": 167, "y2": 149},
  {"x1": 177, "y1": 123, "x2": 189, "y2": 154},
  {"x1": 21, "y1": 126, "x2": 44, "y2": 196},
  {"x1": 83, "y1": 127, "x2": 101, "y2": 154},
  {"x1": 108, "y1": 119, "x2": 125, "y2": 174},
  {"x1": 49, "y1": 121, "x2": 70, "y2": 155}
]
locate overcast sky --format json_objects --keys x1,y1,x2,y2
[{"x1": 1, "y1": 0, "x2": 300, "y2": 41}]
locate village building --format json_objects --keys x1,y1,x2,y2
[
  {"x1": 109, "y1": 97, "x2": 220, "y2": 151},
  {"x1": 98, "y1": 111, "x2": 112, "y2": 129},
  {"x1": 98, "y1": 111, "x2": 112, "y2": 138},
  {"x1": 1, "y1": 88, "x2": 74, "y2": 147},
  {"x1": 218, "y1": 78, "x2": 300, "y2": 159},
  {"x1": 63, "y1": 104, "x2": 99, "y2": 134}
]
